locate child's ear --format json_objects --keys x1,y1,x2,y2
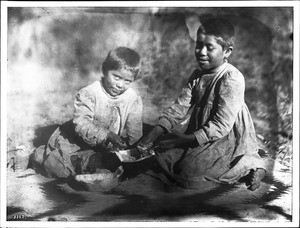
[{"x1": 224, "y1": 46, "x2": 233, "y2": 59}]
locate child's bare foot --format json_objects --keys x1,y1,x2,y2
[{"x1": 249, "y1": 168, "x2": 266, "y2": 191}]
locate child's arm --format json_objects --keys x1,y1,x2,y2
[
  {"x1": 137, "y1": 125, "x2": 166, "y2": 149},
  {"x1": 73, "y1": 88, "x2": 125, "y2": 148},
  {"x1": 157, "y1": 69, "x2": 201, "y2": 132},
  {"x1": 138, "y1": 78, "x2": 196, "y2": 149},
  {"x1": 138, "y1": 70, "x2": 201, "y2": 149},
  {"x1": 158, "y1": 84, "x2": 193, "y2": 132},
  {"x1": 124, "y1": 96, "x2": 143, "y2": 146},
  {"x1": 194, "y1": 71, "x2": 245, "y2": 146},
  {"x1": 158, "y1": 131, "x2": 196, "y2": 149}
]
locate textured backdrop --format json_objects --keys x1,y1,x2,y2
[{"x1": 7, "y1": 7, "x2": 293, "y2": 163}]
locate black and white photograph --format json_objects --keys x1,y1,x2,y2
[{"x1": 1, "y1": 1, "x2": 299, "y2": 227}]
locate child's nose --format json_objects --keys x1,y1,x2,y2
[
  {"x1": 116, "y1": 80, "x2": 125, "y2": 89},
  {"x1": 199, "y1": 46, "x2": 207, "y2": 55}
]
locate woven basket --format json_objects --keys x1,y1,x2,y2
[{"x1": 75, "y1": 166, "x2": 124, "y2": 192}]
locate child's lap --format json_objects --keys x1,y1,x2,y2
[{"x1": 158, "y1": 135, "x2": 238, "y2": 179}]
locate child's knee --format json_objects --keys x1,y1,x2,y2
[
  {"x1": 30, "y1": 145, "x2": 45, "y2": 165},
  {"x1": 43, "y1": 150, "x2": 73, "y2": 178}
]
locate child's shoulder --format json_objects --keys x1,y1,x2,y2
[
  {"x1": 123, "y1": 87, "x2": 141, "y2": 100},
  {"x1": 78, "y1": 81, "x2": 101, "y2": 94},
  {"x1": 87, "y1": 80, "x2": 101, "y2": 89},
  {"x1": 221, "y1": 63, "x2": 245, "y2": 86},
  {"x1": 226, "y1": 63, "x2": 243, "y2": 74},
  {"x1": 223, "y1": 63, "x2": 245, "y2": 81}
]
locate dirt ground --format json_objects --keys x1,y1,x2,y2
[{"x1": 6, "y1": 151, "x2": 292, "y2": 224}]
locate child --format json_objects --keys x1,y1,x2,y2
[
  {"x1": 31, "y1": 46, "x2": 143, "y2": 179},
  {"x1": 138, "y1": 18, "x2": 267, "y2": 191}
]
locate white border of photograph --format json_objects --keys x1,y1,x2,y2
[{"x1": 1, "y1": 1, "x2": 299, "y2": 227}]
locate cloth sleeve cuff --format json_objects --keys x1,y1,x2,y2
[
  {"x1": 194, "y1": 129, "x2": 209, "y2": 145},
  {"x1": 158, "y1": 118, "x2": 173, "y2": 133},
  {"x1": 98, "y1": 129, "x2": 110, "y2": 146}
]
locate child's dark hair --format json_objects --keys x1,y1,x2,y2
[
  {"x1": 197, "y1": 17, "x2": 235, "y2": 49},
  {"x1": 102, "y1": 46, "x2": 141, "y2": 78}
]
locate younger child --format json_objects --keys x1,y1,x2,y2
[
  {"x1": 138, "y1": 18, "x2": 267, "y2": 191},
  {"x1": 31, "y1": 46, "x2": 143, "y2": 178}
]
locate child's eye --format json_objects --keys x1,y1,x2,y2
[
  {"x1": 125, "y1": 80, "x2": 132, "y2": 85},
  {"x1": 207, "y1": 46, "x2": 214, "y2": 51},
  {"x1": 113, "y1": 75, "x2": 121, "y2": 80}
]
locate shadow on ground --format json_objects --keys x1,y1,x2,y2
[
  {"x1": 6, "y1": 122, "x2": 291, "y2": 222},
  {"x1": 33, "y1": 124, "x2": 60, "y2": 148},
  {"x1": 7, "y1": 160, "x2": 291, "y2": 222}
]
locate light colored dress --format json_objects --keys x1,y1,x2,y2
[
  {"x1": 40, "y1": 79, "x2": 143, "y2": 178},
  {"x1": 156, "y1": 62, "x2": 267, "y2": 189}
]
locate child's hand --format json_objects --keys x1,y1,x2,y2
[
  {"x1": 107, "y1": 132, "x2": 127, "y2": 149},
  {"x1": 137, "y1": 125, "x2": 165, "y2": 150},
  {"x1": 158, "y1": 132, "x2": 196, "y2": 150}
]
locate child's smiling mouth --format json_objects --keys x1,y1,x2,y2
[
  {"x1": 198, "y1": 58, "x2": 209, "y2": 62},
  {"x1": 111, "y1": 88, "x2": 122, "y2": 94}
]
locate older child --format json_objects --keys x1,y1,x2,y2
[
  {"x1": 139, "y1": 18, "x2": 266, "y2": 191},
  {"x1": 31, "y1": 46, "x2": 143, "y2": 178}
]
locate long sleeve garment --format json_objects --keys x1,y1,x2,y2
[
  {"x1": 42, "y1": 79, "x2": 143, "y2": 178},
  {"x1": 156, "y1": 62, "x2": 267, "y2": 188},
  {"x1": 73, "y1": 80, "x2": 143, "y2": 147}
]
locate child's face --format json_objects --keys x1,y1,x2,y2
[
  {"x1": 195, "y1": 33, "x2": 232, "y2": 70},
  {"x1": 103, "y1": 68, "x2": 135, "y2": 97}
]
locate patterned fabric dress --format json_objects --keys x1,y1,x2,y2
[
  {"x1": 36, "y1": 79, "x2": 143, "y2": 178},
  {"x1": 156, "y1": 62, "x2": 267, "y2": 189}
]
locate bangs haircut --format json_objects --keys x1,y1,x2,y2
[
  {"x1": 102, "y1": 46, "x2": 141, "y2": 78},
  {"x1": 197, "y1": 17, "x2": 235, "y2": 49}
]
